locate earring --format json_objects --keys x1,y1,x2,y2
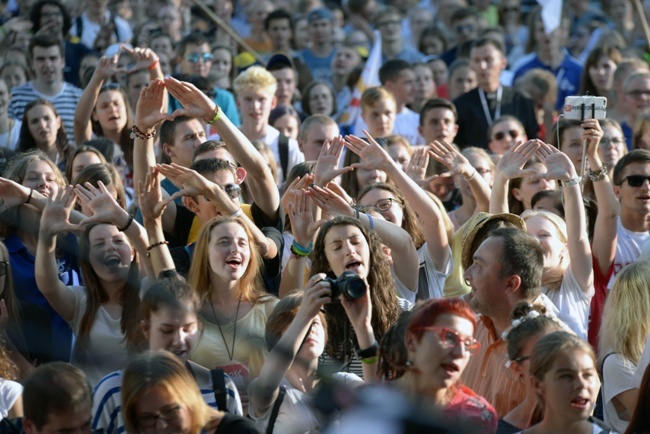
[{"x1": 405, "y1": 360, "x2": 413, "y2": 368}]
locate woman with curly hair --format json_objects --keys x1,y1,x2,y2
[{"x1": 18, "y1": 99, "x2": 72, "y2": 171}]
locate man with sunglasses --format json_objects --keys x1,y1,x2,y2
[
  {"x1": 174, "y1": 33, "x2": 239, "y2": 125},
  {"x1": 607, "y1": 149, "x2": 650, "y2": 286},
  {"x1": 487, "y1": 115, "x2": 527, "y2": 157}
]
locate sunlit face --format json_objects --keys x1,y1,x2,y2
[
  {"x1": 299, "y1": 123, "x2": 338, "y2": 161},
  {"x1": 361, "y1": 99, "x2": 396, "y2": 138},
  {"x1": 448, "y1": 66, "x2": 477, "y2": 99},
  {"x1": 164, "y1": 119, "x2": 206, "y2": 168},
  {"x1": 613, "y1": 162, "x2": 650, "y2": 216},
  {"x1": 464, "y1": 236, "x2": 508, "y2": 316},
  {"x1": 388, "y1": 69, "x2": 417, "y2": 106},
  {"x1": 237, "y1": 88, "x2": 276, "y2": 126},
  {"x1": 588, "y1": 55, "x2": 617, "y2": 93},
  {"x1": 510, "y1": 332, "x2": 543, "y2": 380},
  {"x1": 406, "y1": 314, "x2": 475, "y2": 390},
  {"x1": 470, "y1": 43, "x2": 506, "y2": 91},
  {"x1": 180, "y1": 42, "x2": 212, "y2": 77},
  {"x1": 534, "y1": 349, "x2": 599, "y2": 422},
  {"x1": 359, "y1": 188, "x2": 404, "y2": 226},
  {"x1": 87, "y1": 224, "x2": 134, "y2": 284},
  {"x1": 146, "y1": 307, "x2": 199, "y2": 362},
  {"x1": 332, "y1": 47, "x2": 361, "y2": 77},
  {"x1": 0, "y1": 65, "x2": 27, "y2": 90},
  {"x1": 272, "y1": 113, "x2": 299, "y2": 140},
  {"x1": 512, "y1": 163, "x2": 556, "y2": 210},
  {"x1": 93, "y1": 90, "x2": 128, "y2": 133},
  {"x1": 211, "y1": 48, "x2": 232, "y2": 80},
  {"x1": 208, "y1": 222, "x2": 251, "y2": 284},
  {"x1": 413, "y1": 65, "x2": 435, "y2": 101},
  {"x1": 71, "y1": 152, "x2": 103, "y2": 183},
  {"x1": 22, "y1": 160, "x2": 60, "y2": 198},
  {"x1": 489, "y1": 120, "x2": 526, "y2": 156},
  {"x1": 559, "y1": 126, "x2": 584, "y2": 170},
  {"x1": 295, "y1": 315, "x2": 326, "y2": 360},
  {"x1": 134, "y1": 385, "x2": 192, "y2": 434},
  {"x1": 419, "y1": 107, "x2": 458, "y2": 145},
  {"x1": 525, "y1": 214, "x2": 566, "y2": 270},
  {"x1": 32, "y1": 45, "x2": 65, "y2": 85},
  {"x1": 457, "y1": 152, "x2": 493, "y2": 196},
  {"x1": 323, "y1": 224, "x2": 371, "y2": 279},
  {"x1": 308, "y1": 84, "x2": 334, "y2": 116},
  {"x1": 26, "y1": 104, "x2": 61, "y2": 148},
  {"x1": 270, "y1": 68, "x2": 296, "y2": 107},
  {"x1": 624, "y1": 76, "x2": 650, "y2": 118},
  {"x1": 386, "y1": 143, "x2": 411, "y2": 171}
]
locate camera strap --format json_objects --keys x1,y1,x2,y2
[{"x1": 478, "y1": 86, "x2": 502, "y2": 126}]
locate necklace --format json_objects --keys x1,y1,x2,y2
[{"x1": 210, "y1": 296, "x2": 242, "y2": 361}]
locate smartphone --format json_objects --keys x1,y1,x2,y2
[{"x1": 563, "y1": 96, "x2": 607, "y2": 120}]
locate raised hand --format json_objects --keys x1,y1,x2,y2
[
  {"x1": 0, "y1": 177, "x2": 30, "y2": 213},
  {"x1": 428, "y1": 140, "x2": 474, "y2": 178},
  {"x1": 344, "y1": 130, "x2": 393, "y2": 172},
  {"x1": 138, "y1": 166, "x2": 171, "y2": 221},
  {"x1": 307, "y1": 184, "x2": 354, "y2": 219},
  {"x1": 164, "y1": 76, "x2": 217, "y2": 122},
  {"x1": 288, "y1": 190, "x2": 323, "y2": 247},
  {"x1": 122, "y1": 45, "x2": 159, "y2": 73},
  {"x1": 40, "y1": 186, "x2": 81, "y2": 238},
  {"x1": 405, "y1": 147, "x2": 440, "y2": 188},
  {"x1": 313, "y1": 136, "x2": 353, "y2": 186},
  {"x1": 94, "y1": 54, "x2": 124, "y2": 81},
  {"x1": 74, "y1": 181, "x2": 131, "y2": 227},
  {"x1": 495, "y1": 139, "x2": 541, "y2": 180},
  {"x1": 135, "y1": 78, "x2": 173, "y2": 132},
  {"x1": 535, "y1": 141, "x2": 577, "y2": 182},
  {"x1": 281, "y1": 173, "x2": 314, "y2": 216},
  {"x1": 582, "y1": 119, "x2": 604, "y2": 163}
]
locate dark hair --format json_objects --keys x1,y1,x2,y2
[
  {"x1": 160, "y1": 115, "x2": 197, "y2": 162},
  {"x1": 265, "y1": 8, "x2": 293, "y2": 31},
  {"x1": 378, "y1": 59, "x2": 413, "y2": 85},
  {"x1": 193, "y1": 140, "x2": 230, "y2": 161},
  {"x1": 177, "y1": 31, "x2": 208, "y2": 58},
  {"x1": 377, "y1": 309, "x2": 415, "y2": 380},
  {"x1": 579, "y1": 45, "x2": 622, "y2": 96},
  {"x1": 547, "y1": 118, "x2": 583, "y2": 149},
  {"x1": 269, "y1": 105, "x2": 300, "y2": 126},
  {"x1": 90, "y1": 86, "x2": 135, "y2": 169},
  {"x1": 28, "y1": 32, "x2": 65, "y2": 59},
  {"x1": 508, "y1": 157, "x2": 543, "y2": 215},
  {"x1": 23, "y1": 363, "x2": 92, "y2": 430},
  {"x1": 190, "y1": 157, "x2": 237, "y2": 179},
  {"x1": 418, "y1": 25, "x2": 449, "y2": 54},
  {"x1": 487, "y1": 115, "x2": 525, "y2": 141},
  {"x1": 74, "y1": 163, "x2": 127, "y2": 209},
  {"x1": 613, "y1": 149, "x2": 650, "y2": 185},
  {"x1": 491, "y1": 227, "x2": 543, "y2": 299},
  {"x1": 505, "y1": 301, "x2": 563, "y2": 362},
  {"x1": 265, "y1": 291, "x2": 327, "y2": 351},
  {"x1": 419, "y1": 98, "x2": 458, "y2": 126},
  {"x1": 625, "y1": 362, "x2": 650, "y2": 434},
  {"x1": 470, "y1": 36, "x2": 505, "y2": 55},
  {"x1": 301, "y1": 80, "x2": 337, "y2": 116},
  {"x1": 18, "y1": 99, "x2": 71, "y2": 159},
  {"x1": 140, "y1": 278, "x2": 201, "y2": 327},
  {"x1": 29, "y1": 0, "x2": 72, "y2": 34},
  {"x1": 64, "y1": 145, "x2": 107, "y2": 183},
  {"x1": 530, "y1": 189, "x2": 564, "y2": 218}
]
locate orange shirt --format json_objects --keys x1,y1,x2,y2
[{"x1": 460, "y1": 316, "x2": 526, "y2": 417}]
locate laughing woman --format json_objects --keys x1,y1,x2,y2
[{"x1": 35, "y1": 184, "x2": 151, "y2": 385}]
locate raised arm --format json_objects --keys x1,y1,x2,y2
[
  {"x1": 428, "y1": 140, "x2": 492, "y2": 213},
  {"x1": 584, "y1": 119, "x2": 618, "y2": 276},
  {"x1": 536, "y1": 142, "x2": 593, "y2": 293},
  {"x1": 250, "y1": 275, "x2": 331, "y2": 415},
  {"x1": 344, "y1": 132, "x2": 450, "y2": 272},
  {"x1": 164, "y1": 76, "x2": 280, "y2": 223},
  {"x1": 74, "y1": 55, "x2": 121, "y2": 144},
  {"x1": 313, "y1": 136, "x2": 353, "y2": 187},
  {"x1": 307, "y1": 184, "x2": 419, "y2": 291},
  {"x1": 489, "y1": 140, "x2": 540, "y2": 214},
  {"x1": 35, "y1": 187, "x2": 82, "y2": 322}
]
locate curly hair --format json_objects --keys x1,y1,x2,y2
[
  {"x1": 232, "y1": 66, "x2": 277, "y2": 99},
  {"x1": 309, "y1": 216, "x2": 400, "y2": 360}
]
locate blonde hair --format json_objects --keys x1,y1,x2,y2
[
  {"x1": 187, "y1": 217, "x2": 268, "y2": 304},
  {"x1": 122, "y1": 351, "x2": 220, "y2": 434},
  {"x1": 599, "y1": 261, "x2": 650, "y2": 365},
  {"x1": 233, "y1": 66, "x2": 277, "y2": 98},
  {"x1": 462, "y1": 146, "x2": 495, "y2": 173},
  {"x1": 360, "y1": 86, "x2": 396, "y2": 112},
  {"x1": 520, "y1": 209, "x2": 568, "y2": 290}
]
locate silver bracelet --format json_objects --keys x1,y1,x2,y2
[{"x1": 561, "y1": 176, "x2": 582, "y2": 188}]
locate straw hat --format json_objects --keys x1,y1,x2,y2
[{"x1": 460, "y1": 212, "x2": 526, "y2": 270}]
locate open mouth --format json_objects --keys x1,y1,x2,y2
[
  {"x1": 345, "y1": 260, "x2": 362, "y2": 272},
  {"x1": 570, "y1": 397, "x2": 590, "y2": 408},
  {"x1": 226, "y1": 257, "x2": 242, "y2": 269},
  {"x1": 441, "y1": 363, "x2": 460, "y2": 374},
  {"x1": 103, "y1": 255, "x2": 122, "y2": 267}
]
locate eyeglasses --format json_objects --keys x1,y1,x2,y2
[
  {"x1": 414, "y1": 326, "x2": 481, "y2": 356},
  {"x1": 370, "y1": 197, "x2": 404, "y2": 212},
  {"x1": 493, "y1": 129, "x2": 520, "y2": 141},
  {"x1": 137, "y1": 404, "x2": 181, "y2": 429},
  {"x1": 185, "y1": 53, "x2": 213, "y2": 63},
  {"x1": 0, "y1": 261, "x2": 8, "y2": 277},
  {"x1": 620, "y1": 175, "x2": 650, "y2": 187},
  {"x1": 626, "y1": 89, "x2": 650, "y2": 99},
  {"x1": 225, "y1": 184, "x2": 241, "y2": 199},
  {"x1": 455, "y1": 23, "x2": 475, "y2": 34},
  {"x1": 599, "y1": 137, "x2": 624, "y2": 146}
]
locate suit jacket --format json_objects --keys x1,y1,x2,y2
[{"x1": 453, "y1": 86, "x2": 539, "y2": 149}]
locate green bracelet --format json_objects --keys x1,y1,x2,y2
[{"x1": 360, "y1": 356, "x2": 378, "y2": 365}]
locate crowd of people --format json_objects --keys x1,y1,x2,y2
[{"x1": 1, "y1": 0, "x2": 650, "y2": 432}]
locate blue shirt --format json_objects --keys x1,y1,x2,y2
[
  {"x1": 299, "y1": 48, "x2": 336, "y2": 85},
  {"x1": 512, "y1": 53, "x2": 583, "y2": 111}
]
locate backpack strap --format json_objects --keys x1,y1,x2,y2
[
  {"x1": 75, "y1": 15, "x2": 83, "y2": 38},
  {"x1": 210, "y1": 368, "x2": 228, "y2": 412},
  {"x1": 266, "y1": 385, "x2": 286, "y2": 434},
  {"x1": 278, "y1": 134, "x2": 289, "y2": 180}
]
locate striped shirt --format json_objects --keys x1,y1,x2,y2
[
  {"x1": 92, "y1": 361, "x2": 242, "y2": 434},
  {"x1": 459, "y1": 316, "x2": 526, "y2": 417},
  {"x1": 8, "y1": 81, "x2": 83, "y2": 146}
]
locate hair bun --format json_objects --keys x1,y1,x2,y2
[{"x1": 510, "y1": 301, "x2": 547, "y2": 322}]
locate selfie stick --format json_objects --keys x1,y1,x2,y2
[
  {"x1": 190, "y1": 0, "x2": 266, "y2": 64},
  {"x1": 632, "y1": 0, "x2": 650, "y2": 50}
]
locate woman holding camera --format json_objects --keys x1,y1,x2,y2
[{"x1": 248, "y1": 274, "x2": 372, "y2": 433}]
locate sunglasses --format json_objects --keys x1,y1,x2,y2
[
  {"x1": 185, "y1": 53, "x2": 213, "y2": 63},
  {"x1": 414, "y1": 326, "x2": 481, "y2": 356},
  {"x1": 0, "y1": 261, "x2": 8, "y2": 277},
  {"x1": 100, "y1": 82, "x2": 120, "y2": 91},
  {"x1": 493, "y1": 129, "x2": 520, "y2": 141},
  {"x1": 455, "y1": 23, "x2": 475, "y2": 33},
  {"x1": 620, "y1": 175, "x2": 650, "y2": 187}
]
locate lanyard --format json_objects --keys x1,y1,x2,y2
[{"x1": 478, "y1": 86, "x2": 502, "y2": 126}]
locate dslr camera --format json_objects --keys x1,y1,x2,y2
[
  {"x1": 563, "y1": 96, "x2": 607, "y2": 120},
  {"x1": 325, "y1": 271, "x2": 367, "y2": 301}
]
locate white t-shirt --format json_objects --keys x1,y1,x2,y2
[
  {"x1": 0, "y1": 379, "x2": 21, "y2": 420},
  {"x1": 542, "y1": 266, "x2": 593, "y2": 341},
  {"x1": 69, "y1": 11, "x2": 133, "y2": 49},
  {"x1": 602, "y1": 353, "x2": 636, "y2": 433},
  {"x1": 632, "y1": 335, "x2": 650, "y2": 388},
  {"x1": 0, "y1": 119, "x2": 21, "y2": 151},
  {"x1": 393, "y1": 107, "x2": 424, "y2": 146},
  {"x1": 68, "y1": 285, "x2": 130, "y2": 387},
  {"x1": 92, "y1": 361, "x2": 242, "y2": 434},
  {"x1": 208, "y1": 125, "x2": 304, "y2": 185},
  {"x1": 393, "y1": 244, "x2": 453, "y2": 304},
  {"x1": 249, "y1": 372, "x2": 362, "y2": 434},
  {"x1": 609, "y1": 217, "x2": 650, "y2": 288}
]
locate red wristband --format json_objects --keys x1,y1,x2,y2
[{"x1": 149, "y1": 60, "x2": 159, "y2": 71}]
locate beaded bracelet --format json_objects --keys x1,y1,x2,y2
[
  {"x1": 588, "y1": 164, "x2": 607, "y2": 182},
  {"x1": 146, "y1": 240, "x2": 169, "y2": 257},
  {"x1": 130, "y1": 125, "x2": 156, "y2": 140}
]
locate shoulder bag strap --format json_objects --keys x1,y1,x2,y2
[
  {"x1": 266, "y1": 385, "x2": 286, "y2": 434},
  {"x1": 210, "y1": 368, "x2": 227, "y2": 412}
]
